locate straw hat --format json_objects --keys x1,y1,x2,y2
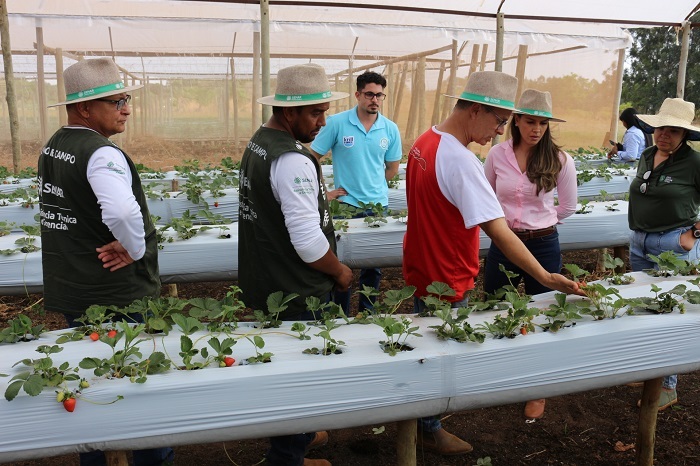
[
  {"x1": 636, "y1": 98, "x2": 700, "y2": 141},
  {"x1": 49, "y1": 58, "x2": 143, "y2": 107},
  {"x1": 258, "y1": 63, "x2": 348, "y2": 107},
  {"x1": 444, "y1": 70, "x2": 518, "y2": 111},
  {"x1": 513, "y1": 89, "x2": 565, "y2": 122}
]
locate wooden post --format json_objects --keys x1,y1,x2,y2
[
  {"x1": 385, "y1": 62, "x2": 394, "y2": 120},
  {"x1": 468, "y1": 44, "x2": 480, "y2": 75},
  {"x1": 334, "y1": 75, "x2": 341, "y2": 114},
  {"x1": 636, "y1": 377, "x2": 663, "y2": 466},
  {"x1": 231, "y1": 58, "x2": 240, "y2": 152},
  {"x1": 260, "y1": 0, "x2": 271, "y2": 122},
  {"x1": 441, "y1": 40, "x2": 458, "y2": 121},
  {"x1": 396, "y1": 419, "x2": 417, "y2": 466},
  {"x1": 610, "y1": 48, "x2": 625, "y2": 144},
  {"x1": 613, "y1": 246, "x2": 627, "y2": 274},
  {"x1": 104, "y1": 450, "x2": 129, "y2": 466},
  {"x1": 430, "y1": 61, "x2": 445, "y2": 126},
  {"x1": 168, "y1": 284, "x2": 178, "y2": 298},
  {"x1": 394, "y1": 63, "x2": 409, "y2": 135},
  {"x1": 55, "y1": 48, "x2": 67, "y2": 127},
  {"x1": 0, "y1": 0, "x2": 23, "y2": 174},
  {"x1": 514, "y1": 45, "x2": 529, "y2": 101},
  {"x1": 480, "y1": 44, "x2": 489, "y2": 71},
  {"x1": 495, "y1": 13, "x2": 505, "y2": 72},
  {"x1": 36, "y1": 27, "x2": 48, "y2": 141},
  {"x1": 224, "y1": 67, "x2": 230, "y2": 140},
  {"x1": 676, "y1": 21, "x2": 690, "y2": 98},
  {"x1": 252, "y1": 31, "x2": 261, "y2": 127},
  {"x1": 405, "y1": 62, "x2": 419, "y2": 141}
]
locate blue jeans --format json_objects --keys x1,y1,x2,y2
[
  {"x1": 62, "y1": 314, "x2": 175, "y2": 466},
  {"x1": 334, "y1": 268, "x2": 381, "y2": 313},
  {"x1": 629, "y1": 228, "x2": 700, "y2": 390},
  {"x1": 484, "y1": 230, "x2": 562, "y2": 296},
  {"x1": 413, "y1": 296, "x2": 468, "y2": 433},
  {"x1": 266, "y1": 293, "x2": 331, "y2": 465},
  {"x1": 333, "y1": 203, "x2": 388, "y2": 313}
]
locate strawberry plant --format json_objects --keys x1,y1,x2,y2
[
  {"x1": 79, "y1": 321, "x2": 171, "y2": 383},
  {"x1": 628, "y1": 283, "x2": 687, "y2": 314},
  {"x1": 577, "y1": 283, "x2": 627, "y2": 319},
  {"x1": 387, "y1": 173, "x2": 401, "y2": 189},
  {"x1": 539, "y1": 293, "x2": 582, "y2": 332},
  {"x1": 574, "y1": 200, "x2": 593, "y2": 215},
  {"x1": 304, "y1": 296, "x2": 347, "y2": 324},
  {"x1": 605, "y1": 203, "x2": 620, "y2": 212},
  {"x1": 207, "y1": 336, "x2": 237, "y2": 367},
  {"x1": 5, "y1": 345, "x2": 80, "y2": 401},
  {"x1": 291, "y1": 322, "x2": 311, "y2": 340},
  {"x1": 375, "y1": 315, "x2": 421, "y2": 356},
  {"x1": 243, "y1": 335, "x2": 273, "y2": 364},
  {"x1": 564, "y1": 263, "x2": 590, "y2": 283},
  {"x1": 15, "y1": 224, "x2": 41, "y2": 253},
  {"x1": 357, "y1": 201, "x2": 387, "y2": 228},
  {"x1": 0, "y1": 314, "x2": 44, "y2": 343},
  {"x1": 645, "y1": 251, "x2": 688, "y2": 277},
  {"x1": 329, "y1": 199, "x2": 354, "y2": 232},
  {"x1": 252, "y1": 291, "x2": 299, "y2": 329},
  {"x1": 601, "y1": 253, "x2": 634, "y2": 285},
  {"x1": 0, "y1": 220, "x2": 14, "y2": 237},
  {"x1": 124, "y1": 296, "x2": 188, "y2": 334},
  {"x1": 684, "y1": 277, "x2": 700, "y2": 304},
  {"x1": 429, "y1": 304, "x2": 485, "y2": 344},
  {"x1": 303, "y1": 319, "x2": 345, "y2": 355},
  {"x1": 197, "y1": 209, "x2": 232, "y2": 237},
  {"x1": 418, "y1": 281, "x2": 456, "y2": 317},
  {"x1": 390, "y1": 209, "x2": 407, "y2": 223}
]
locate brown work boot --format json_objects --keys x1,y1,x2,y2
[
  {"x1": 417, "y1": 428, "x2": 473, "y2": 456},
  {"x1": 302, "y1": 459, "x2": 331, "y2": 466},
  {"x1": 307, "y1": 431, "x2": 328, "y2": 450},
  {"x1": 524, "y1": 398, "x2": 546, "y2": 420}
]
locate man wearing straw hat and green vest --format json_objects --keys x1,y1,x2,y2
[
  {"x1": 38, "y1": 57, "x2": 171, "y2": 465},
  {"x1": 403, "y1": 71, "x2": 583, "y2": 456},
  {"x1": 239, "y1": 63, "x2": 353, "y2": 466}
]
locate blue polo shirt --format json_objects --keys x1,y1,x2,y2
[{"x1": 311, "y1": 106, "x2": 402, "y2": 208}]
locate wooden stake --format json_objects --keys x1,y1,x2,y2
[
  {"x1": 635, "y1": 377, "x2": 663, "y2": 466},
  {"x1": 396, "y1": 419, "x2": 417, "y2": 466},
  {"x1": 104, "y1": 450, "x2": 129, "y2": 466}
]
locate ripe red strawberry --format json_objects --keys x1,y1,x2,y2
[
  {"x1": 520, "y1": 327, "x2": 528, "y2": 335},
  {"x1": 89, "y1": 332, "x2": 99, "y2": 341},
  {"x1": 63, "y1": 398, "x2": 76, "y2": 412},
  {"x1": 213, "y1": 202, "x2": 219, "y2": 208},
  {"x1": 107, "y1": 330, "x2": 117, "y2": 338},
  {"x1": 224, "y1": 357, "x2": 235, "y2": 367}
]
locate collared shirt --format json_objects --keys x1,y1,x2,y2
[
  {"x1": 484, "y1": 140, "x2": 578, "y2": 230},
  {"x1": 617, "y1": 125, "x2": 646, "y2": 162},
  {"x1": 311, "y1": 106, "x2": 402, "y2": 208}
]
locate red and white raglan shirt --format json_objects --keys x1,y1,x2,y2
[{"x1": 403, "y1": 126, "x2": 505, "y2": 302}]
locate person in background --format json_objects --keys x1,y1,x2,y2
[
  {"x1": 311, "y1": 71, "x2": 402, "y2": 314},
  {"x1": 628, "y1": 97, "x2": 700, "y2": 411},
  {"x1": 239, "y1": 63, "x2": 353, "y2": 466},
  {"x1": 38, "y1": 57, "x2": 172, "y2": 466},
  {"x1": 483, "y1": 89, "x2": 577, "y2": 420},
  {"x1": 608, "y1": 107, "x2": 652, "y2": 162},
  {"x1": 403, "y1": 71, "x2": 583, "y2": 456}
]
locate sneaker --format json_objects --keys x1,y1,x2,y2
[
  {"x1": 636, "y1": 388, "x2": 678, "y2": 411},
  {"x1": 524, "y1": 399, "x2": 546, "y2": 420},
  {"x1": 416, "y1": 428, "x2": 473, "y2": 456}
]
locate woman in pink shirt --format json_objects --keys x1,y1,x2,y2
[{"x1": 483, "y1": 89, "x2": 577, "y2": 420}]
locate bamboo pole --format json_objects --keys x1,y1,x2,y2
[
  {"x1": 495, "y1": 13, "x2": 504, "y2": 71},
  {"x1": 252, "y1": 31, "x2": 261, "y2": 127},
  {"x1": 405, "y1": 62, "x2": 419, "y2": 141},
  {"x1": 385, "y1": 63, "x2": 394, "y2": 120},
  {"x1": 676, "y1": 21, "x2": 690, "y2": 98},
  {"x1": 36, "y1": 27, "x2": 48, "y2": 141},
  {"x1": 140, "y1": 57, "x2": 147, "y2": 136},
  {"x1": 610, "y1": 48, "x2": 626, "y2": 143},
  {"x1": 260, "y1": 0, "x2": 271, "y2": 122},
  {"x1": 480, "y1": 44, "x2": 489, "y2": 71},
  {"x1": 1, "y1": 0, "x2": 22, "y2": 173},
  {"x1": 635, "y1": 377, "x2": 663, "y2": 466},
  {"x1": 468, "y1": 44, "x2": 480, "y2": 75},
  {"x1": 224, "y1": 66, "x2": 230, "y2": 140},
  {"x1": 334, "y1": 76, "x2": 340, "y2": 114},
  {"x1": 514, "y1": 45, "x2": 529, "y2": 102},
  {"x1": 430, "y1": 61, "x2": 445, "y2": 126},
  {"x1": 412, "y1": 56, "x2": 427, "y2": 141},
  {"x1": 332, "y1": 44, "x2": 453, "y2": 78},
  {"x1": 396, "y1": 420, "x2": 417, "y2": 466}
]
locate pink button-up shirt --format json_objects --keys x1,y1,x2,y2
[{"x1": 484, "y1": 140, "x2": 578, "y2": 230}]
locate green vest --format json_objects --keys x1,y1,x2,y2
[
  {"x1": 238, "y1": 126, "x2": 336, "y2": 319},
  {"x1": 38, "y1": 127, "x2": 160, "y2": 316}
]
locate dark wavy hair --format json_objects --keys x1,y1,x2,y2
[
  {"x1": 356, "y1": 71, "x2": 386, "y2": 91},
  {"x1": 510, "y1": 116, "x2": 563, "y2": 195}
]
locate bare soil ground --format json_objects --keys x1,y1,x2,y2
[{"x1": 1, "y1": 139, "x2": 698, "y2": 466}]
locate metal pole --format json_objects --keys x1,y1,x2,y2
[{"x1": 495, "y1": 13, "x2": 504, "y2": 72}]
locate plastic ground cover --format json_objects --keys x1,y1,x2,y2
[
  {"x1": 0, "y1": 201, "x2": 630, "y2": 294},
  {"x1": 1, "y1": 272, "x2": 699, "y2": 462}
]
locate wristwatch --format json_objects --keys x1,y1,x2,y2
[{"x1": 692, "y1": 224, "x2": 700, "y2": 238}]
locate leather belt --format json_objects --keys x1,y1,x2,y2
[{"x1": 511, "y1": 226, "x2": 557, "y2": 241}]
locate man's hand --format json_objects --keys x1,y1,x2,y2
[
  {"x1": 327, "y1": 187, "x2": 347, "y2": 201},
  {"x1": 544, "y1": 273, "x2": 586, "y2": 296},
  {"x1": 333, "y1": 263, "x2": 354, "y2": 291},
  {"x1": 96, "y1": 240, "x2": 135, "y2": 272}
]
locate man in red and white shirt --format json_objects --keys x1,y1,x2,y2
[{"x1": 403, "y1": 71, "x2": 583, "y2": 456}]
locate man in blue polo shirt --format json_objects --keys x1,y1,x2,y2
[{"x1": 311, "y1": 71, "x2": 402, "y2": 314}]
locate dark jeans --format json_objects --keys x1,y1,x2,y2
[
  {"x1": 266, "y1": 292, "x2": 331, "y2": 465},
  {"x1": 483, "y1": 230, "x2": 562, "y2": 296},
  {"x1": 333, "y1": 267, "x2": 381, "y2": 313},
  {"x1": 63, "y1": 313, "x2": 174, "y2": 466}
]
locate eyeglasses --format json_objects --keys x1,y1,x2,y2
[
  {"x1": 485, "y1": 106, "x2": 509, "y2": 130},
  {"x1": 639, "y1": 169, "x2": 651, "y2": 194},
  {"x1": 362, "y1": 91, "x2": 386, "y2": 101},
  {"x1": 95, "y1": 95, "x2": 131, "y2": 111}
]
